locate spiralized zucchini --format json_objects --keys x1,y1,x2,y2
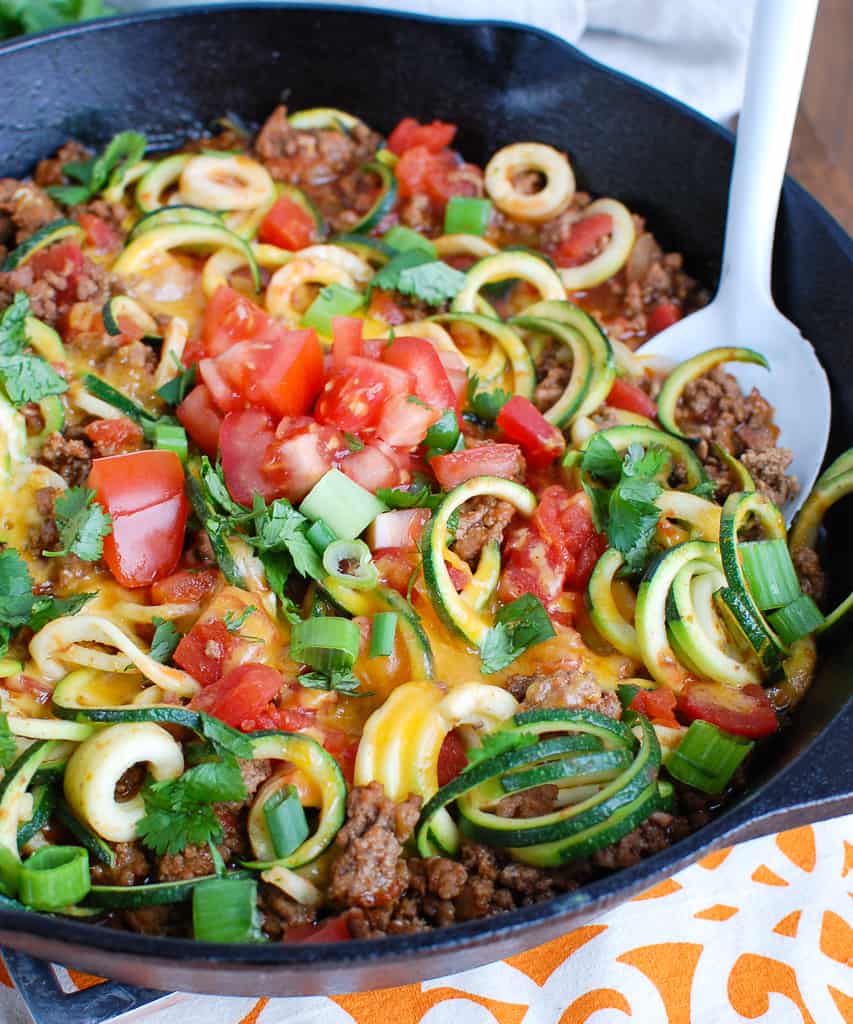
[
  {"x1": 63, "y1": 722, "x2": 184, "y2": 842},
  {"x1": 433, "y1": 234, "x2": 498, "y2": 261},
  {"x1": 484, "y1": 142, "x2": 575, "y2": 222},
  {"x1": 265, "y1": 258, "x2": 358, "y2": 327},
  {"x1": 153, "y1": 317, "x2": 188, "y2": 390},
  {"x1": 558, "y1": 199, "x2": 637, "y2": 291},
  {"x1": 29, "y1": 614, "x2": 199, "y2": 696},
  {"x1": 202, "y1": 243, "x2": 291, "y2": 298},
  {"x1": 180, "y1": 154, "x2": 275, "y2": 211}
]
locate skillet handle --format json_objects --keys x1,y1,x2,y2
[{"x1": 716, "y1": 700, "x2": 853, "y2": 846}]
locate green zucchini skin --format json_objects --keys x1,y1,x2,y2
[
  {"x1": 350, "y1": 161, "x2": 398, "y2": 233},
  {"x1": 16, "y1": 784, "x2": 56, "y2": 850},
  {"x1": 587, "y1": 424, "x2": 709, "y2": 491},
  {"x1": 127, "y1": 204, "x2": 224, "y2": 242},
  {"x1": 509, "y1": 314, "x2": 592, "y2": 425},
  {"x1": 86, "y1": 871, "x2": 252, "y2": 909},
  {"x1": 2, "y1": 219, "x2": 85, "y2": 272},
  {"x1": 55, "y1": 798, "x2": 116, "y2": 867}
]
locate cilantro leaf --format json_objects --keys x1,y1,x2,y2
[
  {"x1": 48, "y1": 131, "x2": 146, "y2": 206},
  {"x1": 156, "y1": 364, "x2": 196, "y2": 407},
  {"x1": 200, "y1": 457, "x2": 248, "y2": 519},
  {"x1": 299, "y1": 669, "x2": 370, "y2": 696},
  {"x1": 149, "y1": 617, "x2": 181, "y2": 664},
  {"x1": 29, "y1": 591, "x2": 95, "y2": 633},
  {"x1": 257, "y1": 550, "x2": 302, "y2": 625},
  {"x1": 0, "y1": 549, "x2": 35, "y2": 628},
  {"x1": 222, "y1": 606, "x2": 256, "y2": 634},
  {"x1": 0, "y1": 352, "x2": 67, "y2": 407},
  {"x1": 42, "y1": 487, "x2": 111, "y2": 561},
  {"x1": 0, "y1": 714, "x2": 17, "y2": 770},
  {"x1": 375, "y1": 484, "x2": 442, "y2": 510},
  {"x1": 370, "y1": 251, "x2": 465, "y2": 306},
  {"x1": 607, "y1": 475, "x2": 662, "y2": 573},
  {"x1": 251, "y1": 499, "x2": 324, "y2": 581},
  {"x1": 690, "y1": 478, "x2": 717, "y2": 499},
  {"x1": 200, "y1": 715, "x2": 254, "y2": 760},
  {"x1": 179, "y1": 757, "x2": 247, "y2": 804},
  {"x1": 580, "y1": 434, "x2": 623, "y2": 484},
  {"x1": 466, "y1": 729, "x2": 538, "y2": 766},
  {"x1": 0, "y1": 293, "x2": 29, "y2": 356},
  {"x1": 480, "y1": 594, "x2": 555, "y2": 674},
  {"x1": 343, "y1": 432, "x2": 364, "y2": 452},
  {"x1": 466, "y1": 373, "x2": 511, "y2": 423},
  {"x1": 623, "y1": 442, "x2": 669, "y2": 481}
]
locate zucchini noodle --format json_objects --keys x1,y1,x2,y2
[
  {"x1": 67, "y1": 381, "x2": 124, "y2": 420},
  {"x1": 265, "y1": 258, "x2": 358, "y2": 326},
  {"x1": 484, "y1": 142, "x2": 575, "y2": 222},
  {"x1": 558, "y1": 198, "x2": 636, "y2": 291},
  {"x1": 136, "y1": 154, "x2": 190, "y2": 213},
  {"x1": 202, "y1": 242, "x2": 292, "y2": 297},
  {"x1": 153, "y1": 316, "x2": 188, "y2": 390},
  {"x1": 179, "y1": 154, "x2": 275, "y2": 211},
  {"x1": 433, "y1": 234, "x2": 498, "y2": 261},
  {"x1": 29, "y1": 615, "x2": 200, "y2": 696}
]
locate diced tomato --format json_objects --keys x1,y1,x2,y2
[
  {"x1": 321, "y1": 728, "x2": 359, "y2": 784},
  {"x1": 176, "y1": 384, "x2": 224, "y2": 457},
  {"x1": 551, "y1": 213, "x2": 613, "y2": 269},
  {"x1": 88, "y1": 450, "x2": 189, "y2": 588},
  {"x1": 213, "y1": 329, "x2": 325, "y2": 419},
  {"x1": 192, "y1": 663, "x2": 285, "y2": 730},
  {"x1": 438, "y1": 730, "x2": 468, "y2": 786},
  {"x1": 219, "y1": 409, "x2": 280, "y2": 505},
  {"x1": 200, "y1": 285, "x2": 281, "y2": 359},
  {"x1": 174, "y1": 619, "x2": 234, "y2": 686},
  {"x1": 258, "y1": 196, "x2": 315, "y2": 251},
  {"x1": 367, "y1": 289, "x2": 406, "y2": 325},
  {"x1": 262, "y1": 417, "x2": 345, "y2": 503},
  {"x1": 331, "y1": 316, "x2": 364, "y2": 367},
  {"x1": 283, "y1": 914, "x2": 351, "y2": 943},
  {"x1": 431, "y1": 443, "x2": 524, "y2": 490},
  {"x1": 151, "y1": 568, "x2": 219, "y2": 605},
  {"x1": 500, "y1": 487, "x2": 604, "y2": 606},
  {"x1": 395, "y1": 145, "x2": 456, "y2": 201},
  {"x1": 382, "y1": 336, "x2": 456, "y2": 412},
  {"x1": 647, "y1": 301, "x2": 682, "y2": 336},
  {"x1": 496, "y1": 395, "x2": 566, "y2": 468},
  {"x1": 387, "y1": 117, "x2": 457, "y2": 155},
  {"x1": 368, "y1": 509, "x2": 431, "y2": 551},
  {"x1": 29, "y1": 242, "x2": 86, "y2": 311},
  {"x1": 606, "y1": 378, "x2": 658, "y2": 420},
  {"x1": 84, "y1": 417, "x2": 144, "y2": 457},
  {"x1": 373, "y1": 548, "x2": 419, "y2": 594},
  {"x1": 435, "y1": 349, "x2": 468, "y2": 409},
  {"x1": 427, "y1": 160, "x2": 483, "y2": 205},
  {"x1": 315, "y1": 356, "x2": 413, "y2": 434},
  {"x1": 376, "y1": 393, "x2": 440, "y2": 448},
  {"x1": 629, "y1": 687, "x2": 680, "y2": 729},
  {"x1": 198, "y1": 357, "x2": 243, "y2": 413},
  {"x1": 340, "y1": 443, "x2": 404, "y2": 492},
  {"x1": 677, "y1": 682, "x2": 778, "y2": 739},
  {"x1": 77, "y1": 213, "x2": 120, "y2": 252}
]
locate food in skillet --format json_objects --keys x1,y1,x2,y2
[{"x1": 0, "y1": 108, "x2": 845, "y2": 942}]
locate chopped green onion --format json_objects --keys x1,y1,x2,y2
[
  {"x1": 307, "y1": 519, "x2": 337, "y2": 554},
  {"x1": 263, "y1": 785, "x2": 309, "y2": 859},
  {"x1": 424, "y1": 409, "x2": 460, "y2": 456},
  {"x1": 740, "y1": 540, "x2": 801, "y2": 610},
  {"x1": 154, "y1": 422, "x2": 188, "y2": 462},
  {"x1": 0, "y1": 847, "x2": 20, "y2": 898},
  {"x1": 383, "y1": 225, "x2": 437, "y2": 257},
  {"x1": 290, "y1": 616, "x2": 361, "y2": 672},
  {"x1": 443, "y1": 196, "x2": 493, "y2": 237},
  {"x1": 299, "y1": 469, "x2": 387, "y2": 540},
  {"x1": 666, "y1": 720, "x2": 753, "y2": 794},
  {"x1": 767, "y1": 594, "x2": 825, "y2": 644},
  {"x1": 300, "y1": 283, "x2": 365, "y2": 336},
  {"x1": 369, "y1": 612, "x2": 398, "y2": 657},
  {"x1": 657, "y1": 778, "x2": 675, "y2": 810},
  {"x1": 18, "y1": 846, "x2": 90, "y2": 910},
  {"x1": 616, "y1": 683, "x2": 642, "y2": 709},
  {"x1": 192, "y1": 877, "x2": 264, "y2": 943},
  {"x1": 322, "y1": 539, "x2": 378, "y2": 591}
]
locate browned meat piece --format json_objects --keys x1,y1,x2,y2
[
  {"x1": 35, "y1": 141, "x2": 90, "y2": 188},
  {"x1": 29, "y1": 486, "x2": 60, "y2": 555},
  {"x1": 792, "y1": 546, "x2": 826, "y2": 604},
  {"x1": 115, "y1": 763, "x2": 147, "y2": 801},
  {"x1": 741, "y1": 448, "x2": 800, "y2": 507},
  {"x1": 451, "y1": 495, "x2": 516, "y2": 565},
  {"x1": 0, "y1": 179, "x2": 61, "y2": 244},
  {"x1": 495, "y1": 784, "x2": 559, "y2": 819},
  {"x1": 534, "y1": 363, "x2": 571, "y2": 411},
  {"x1": 91, "y1": 842, "x2": 150, "y2": 887},
  {"x1": 0, "y1": 244, "x2": 109, "y2": 325},
  {"x1": 122, "y1": 904, "x2": 186, "y2": 936},
  {"x1": 239, "y1": 758, "x2": 272, "y2": 799},
  {"x1": 156, "y1": 806, "x2": 248, "y2": 882},
  {"x1": 258, "y1": 882, "x2": 317, "y2": 939},
  {"x1": 39, "y1": 431, "x2": 92, "y2": 488},
  {"x1": 508, "y1": 668, "x2": 622, "y2": 719},
  {"x1": 328, "y1": 781, "x2": 421, "y2": 910},
  {"x1": 72, "y1": 197, "x2": 129, "y2": 239},
  {"x1": 399, "y1": 194, "x2": 438, "y2": 234},
  {"x1": 592, "y1": 811, "x2": 679, "y2": 870}
]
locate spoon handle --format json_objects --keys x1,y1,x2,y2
[{"x1": 719, "y1": 0, "x2": 819, "y2": 308}]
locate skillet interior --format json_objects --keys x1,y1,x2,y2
[{"x1": 0, "y1": 3, "x2": 850, "y2": 996}]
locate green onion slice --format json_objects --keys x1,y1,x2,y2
[
  {"x1": 18, "y1": 846, "x2": 91, "y2": 911},
  {"x1": 154, "y1": 422, "x2": 188, "y2": 462},
  {"x1": 301, "y1": 283, "x2": 365, "y2": 336},
  {"x1": 322, "y1": 539, "x2": 378, "y2": 591},
  {"x1": 289, "y1": 616, "x2": 362, "y2": 672},
  {"x1": 383, "y1": 225, "x2": 437, "y2": 257},
  {"x1": 444, "y1": 196, "x2": 493, "y2": 237},
  {"x1": 369, "y1": 612, "x2": 398, "y2": 658},
  {"x1": 767, "y1": 594, "x2": 825, "y2": 645},
  {"x1": 665, "y1": 720, "x2": 753, "y2": 794},
  {"x1": 300, "y1": 469, "x2": 387, "y2": 540},
  {"x1": 263, "y1": 786, "x2": 309, "y2": 859},
  {"x1": 192, "y1": 877, "x2": 265, "y2": 943},
  {"x1": 307, "y1": 519, "x2": 337, "y2": 554},
  {"x1": 739, "y1": 540, "x2": 801, "y2": 611}
]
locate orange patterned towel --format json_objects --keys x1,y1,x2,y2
[{"x1": 1, "y1": 815, "x2": 850, "y2": 1023}]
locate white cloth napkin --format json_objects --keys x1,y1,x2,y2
[{"x1": 118, "y1": 0, "x2": 757, "y2": 122}]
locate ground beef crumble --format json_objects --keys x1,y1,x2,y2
[
  {"x1": 792, "y1": 546, "x2": 826, "y2": 603},
  {"x1": 0, "y1": 243, "x2": 110, "y2": 325},
  {"x1": 452, "y1": 495, "x2": 516, "y2": 565},
  {"x1": 38, "y1": 430, "x2": 93, "y2": 488},
  {"x1": 507, "y1": 668, "x2": 622, "y2": 720}
]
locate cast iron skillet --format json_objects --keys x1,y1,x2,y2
[{"x1": 0, "y1": 3, "x2": 850, "y2": 997}]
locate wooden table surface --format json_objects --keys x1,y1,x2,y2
[{"x1": 789, "y1": 0, "x2": 852, "y2": 233}]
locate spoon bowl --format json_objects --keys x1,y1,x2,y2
[{"x1": 638, "y1": 0, "x2": 829, "y2": 520}]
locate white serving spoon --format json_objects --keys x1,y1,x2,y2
[{"x1": 639, "y1": 0, "x2": 828, "y2": 520}]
